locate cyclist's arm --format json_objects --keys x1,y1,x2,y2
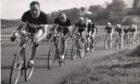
[{"x1": 37, "y1": 24, "x2": 48, "y2": 42}]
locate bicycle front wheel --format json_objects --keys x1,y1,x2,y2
[
  {"x1": 9, "y1": 48, "x2": 23, "y2": 84},
  {"x1": 47, "y1": 42, "x2": 57, "y2": 70},
  {"x1": 25, "y1": 44, "x2": 34, "y2": 81}
]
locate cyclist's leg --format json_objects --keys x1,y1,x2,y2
[
  {"x1": 109, "y1": 33, "x2": 113, "y2": 48},
  {"x1": 121, "y1": 35, "x2": 124, "y2": 48},
  {"x1": 29, "y1": 29, "x2": 43, "y2": 66},
  {"x1": 59, "y1": 28, "x2": 69, "y2": 60},
  {"x1": 91, "y1": 32, "x2": 96, "y2": 47},
  {"x1": 107, "y1": 33, "x2": 110, "y2": 48},
  {"x1": 86, "y1": 31, "x2": 91, "y2": 51},
  {"x1": 81, "y1": 31, "x2": 86, "y2": 47},
  {"x1": 123, "y1": 33, "x2": 127, "y2": 46}
]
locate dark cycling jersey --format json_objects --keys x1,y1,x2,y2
[
  {"x1": 87, "y1": 23, "x2": 96, "y2": 33},
  {"x1": 75, "y1": 22, "x2": 86, "y2": 33},
  {"x1": 22, "y1": 10, "x2": 48, "y2": 33},
  {"x1": 115, "y1": 27, "x2": 123, "y2": 37},
  {"x1": 105, "y1": 26, "x2": 113, "y2": 33},
  {"x1": 54, "y1": 18, "x2": 71, "y2": 35},
  {"x1": 115, "y1": 28, "x2": 122, "y2": 33},
  {"x1": 129, "y1": 28, "x2": 136, "y2": 32},
  {"x1": 123, "y1": 28, "x2": 129, "y2": 33}
]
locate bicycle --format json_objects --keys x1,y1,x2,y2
[
  {"x1": 9, "y1": 30, "x2": 37, "y2": 84},
  {"x1": 104, "y1": 33, "x2": 112, "y2": 49},
  {"x1": 114, "y1": 33, "x2": 123, "y2": 49},
  {"x1": 71, "y1": 33, "x2": 86, "y2": 60},
  {"x1": 47, "y1": 28, "x2": 69, "y2": 70}
]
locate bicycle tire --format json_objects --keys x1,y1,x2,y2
[
  {"x1": 9, "y1": 48, "x2": 23, "y2": 84},
  {"x1": 25, "y1": 44, "x2": 34, "y2": 81},
  {"x1": 47, "y1": 42, "x2": 57, "y2": 70}
]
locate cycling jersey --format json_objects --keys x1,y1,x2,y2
[
  {"x1": 54, "y1": 18, "x2": 71, "y2": 35},
  {"x1": 22, "y1": 10, "x2": 48, "y2": 33},
  {"x1": 123, "y1": 28, "x2": 129, "y2": 33},
  {"x1": 115, "y1": 27, "x2": 122, "y2": 33},
  {"x1": 87, "y1": 23, "x2": 96, "y2": 33},
  {"x1": 75, "y1": 22, "x2": 86, "y2": 33},
  {"x1": 115, "y1": 27, "x2": 123, "y2": 36},
  {"x1": 129, "y1": 28, "x2": 136, "y2": 32},
  {"x1": 105, "y1": 26, "x2": 113, "y2": 33}
]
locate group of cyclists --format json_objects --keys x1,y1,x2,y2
[
  {"x1": 10, "y1": 1, "x2": 97, "y2": 69},
  {"x1": 10, "y1": 1, "x2": 138, "y2": 69},
  {"x1": 104, "y1": 22, "x2": 138, "y2": 50}
]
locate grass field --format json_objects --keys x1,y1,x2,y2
[{"x1": 60, "y1": 45, "x2": 140, "y2": 84}]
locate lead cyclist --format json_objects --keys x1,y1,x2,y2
[{"x1": 10, "y1": 1, "x2": 48, "y2": 68}]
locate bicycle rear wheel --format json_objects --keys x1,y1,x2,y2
[
  {"x1": 47, "y1": 42, "x2": 57, "y2": 70},
  {"x1": 25, "y1": 44, "x2": 34, "y2": 81},
  {"x1": 9, "y1": 48, "x2": 23, "y2": 84}
]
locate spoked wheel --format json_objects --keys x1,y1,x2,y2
[
  {"x1": 25, "y1": 45, "x2": 34, "y2": 81},
  {"x1": 47, "y1": 42, "x2": 57, "y2": 70},
  {"x1": 9, "y1": 48, "x2": 23, "y2": 84}
]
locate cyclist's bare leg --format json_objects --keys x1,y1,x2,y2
[
  {"x1": 86, "y1": 31, "x2": 92, "y2": 51},
  {"x1": 60, "y1": 33, "x2": 69, "y2": 60},
  {"x1": 91, "y1": 32, "x2": 96, "y2": 50},
  {"x1": 109, "y1": 33, "x2": 113, "y2": 48},
  {"x1": 29, "y1": 29, "x2": 43, "y2": 61},
  {"x1": 61, "y1": 37, "x2": 65, "y2": 55},
  {"x1": 121, "y1": 36, "x2": 124, "y2": 48},
  {"x1": 81, "y1": 31, "x2": 86, "y2": 49}
]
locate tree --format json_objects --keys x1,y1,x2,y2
[
  {"x1": 132, "y1": 0, "x2": 140, "y2": 14},
  {"x1": 104, "y1": 0, "x2": 126, "y2": 23},
  {"x1": 133, "y1": 0, "x2": 140, "y2": 9},
  {"x1": 106, "y1": 0, "x2": 126, "y2": 15}
]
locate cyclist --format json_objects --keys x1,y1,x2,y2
[
  {"x1": 129, "y1": 24, "x2": 137, "y2": 46},
  {"x1": 114, "y1": 24, "x2": 123, "y2": 49},
  {"x1": 104, "y1": 22, "x2": 113, "y2": 49},
  {"x1": 71, "y1": 17, "x2": 87, "y2": 57},
  {"x1": 87, "y1": 20, "x2": 97, "y2": 51},
  {"x1": 123, "y1": 26, "x2": 130, "y2": 46},
  {"x1": 53, "y1": 13, "x2": 71, "y2": 61},
  {"x1": 10, "y1": 1, "x2": 48, "y2": 67},
  {"x1": 83, "y1": 18, "x2": 93, "y2": 53}
]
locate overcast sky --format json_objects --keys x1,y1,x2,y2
[{"x1": 1, "y1": 0, "x2": 133, "y2": 19}]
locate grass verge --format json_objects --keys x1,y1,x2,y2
[{"x1": 60, "y1": 45, "x2": 140, "y2": 84}]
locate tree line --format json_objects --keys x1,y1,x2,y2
[{"x1": 47, "y1": 0, "x2": 140, "y2": 25}]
